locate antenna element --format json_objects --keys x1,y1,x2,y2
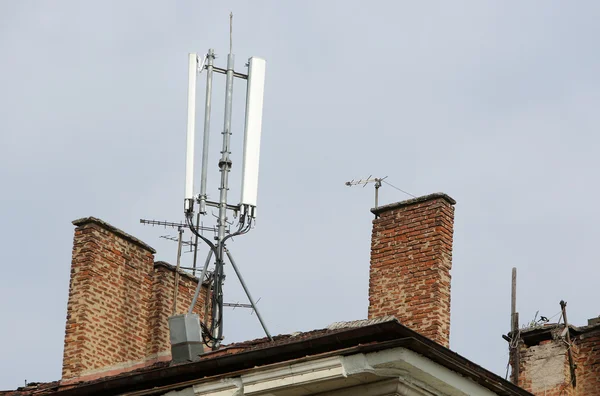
[{"x1": 184, "y1": 54, "x2": 198, "y2": 213}]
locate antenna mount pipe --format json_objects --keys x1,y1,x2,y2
[{"x1": 199, "y1": 49, "x2": 215, "y2": 214}]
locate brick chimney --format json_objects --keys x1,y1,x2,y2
[
  {"x1": 62, "y1": 217, "x2": 209, "y2": 384},
  {"x1": 368, "y1": 193, "x2": 455, "y2": 348}
]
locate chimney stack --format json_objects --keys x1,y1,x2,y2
[
  {"x1": 62, "y1": 217, "x2": 209, "y2": 384},
  {"x1": 368, "y1": 193, "x2": 455, "y2": 348}
]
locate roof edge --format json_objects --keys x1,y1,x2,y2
[
  {"x1": 72, "y1": 217, "x2": 156, "y2": 254},
  {"x1": 52, "y1": 319, "x2": 531, "y2": 396},
  {"x1": 371, "y1": 192, "x2": 456, "y2": 215}
]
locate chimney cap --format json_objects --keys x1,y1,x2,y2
[
  {"x1": 371, "y1": 192, "x2": 456, "y2": 216},
  {"x1": 72, "y1": 216, "x2": 156, "y2": 253}
]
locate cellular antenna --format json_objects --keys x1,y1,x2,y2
[
  {"x1": 184, "y1": 54, "x2": 198, "y2": 213},
  {"x1": 179, "y1": 18, "x2": 270, "y2": 350}
]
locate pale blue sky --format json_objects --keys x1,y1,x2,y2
[{"x1": 2, "y1": 1, "x2": 600, "y2": 390}]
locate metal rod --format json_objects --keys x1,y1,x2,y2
[
  {"x1": 178, "y1": 265, "x2": 210, "y2": 271},
  {"x1": 217, "y1": 53, "x2": 235, "y2": 245},
  {"x1": 225, "y1": 248, "x2": 273, "y2": 340},
  {"x1": 511, "y1": 268, "x2": 519, "y2": 385},
  {"x1": 223, "y1": 302, "x2": 253, "y2": 308},
  {"x1": 172, "y1": 228, "x2": 184, "y2": 315},
  {"x1": 160, "y1": 235, "x2": 194, "y2": 245},
  {"x1": 511, "y1": 268, "x2": 517, "y2": 330},
  {"x1": 199, "y1": 49, "x2": 215, "y2": 214},
  {"x1": 205, "y1": 200, "x2": 240, "y2": 211},
  {"x1": 192, "y1": 213, "x2": 201, "y2": 275},
  {"x1": 212, "y1": 66, "x2": 247, "y2": 79},
  {"x1": 209, "y1": 51, "x2": 236, "y2": 343},
  {"x1": 513, "y1": 312, "x2": 519, "y2": 385},
  {"x1": 188, "y1": 250, "x2": 213, "y2": 314},
  {"x1": 375, "y1": 179, "x2": 381, "y2": 209},
  {"x1": 560, "y1": 300, "x2": 576, "y2": 387}
]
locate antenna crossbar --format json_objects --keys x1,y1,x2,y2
[
  {"x1": 140, "y1": 218, "x2": 216, "y2": 232},
  {"x1": 345, "y1": 175, "x2": 387, "y2": 187},
  {"x1": 160, "y1": 235, "x2": 195, "y2": 246},
  {"x1": 211, "y1": 66, "x2": 248, "y2": 80},
  {"x1": 223, "y1": 302, "x2": 253, "y2": 308},
  {"x1": 204, "y1": 200, "x2": 240, "y2": 212}
]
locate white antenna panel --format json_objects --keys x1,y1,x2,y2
[
  {"x1": 184, "y1": 53, "x2": 198, "y2": 208},
  {"x1": 240, "y1": 57, "x2": 266, "y2": 209}
]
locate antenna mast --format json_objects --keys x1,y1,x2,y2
[{"x1": 181, "y1": 14, "x2": 271, "y2": 348}]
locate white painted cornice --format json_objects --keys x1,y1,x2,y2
[{"x1": 185, "y1": 346, "x2": 501, "y2": 396}]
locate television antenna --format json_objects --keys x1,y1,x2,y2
[
  {"x1": 159, "y1": 234, "x2": 195, "y2": 252},
  {"x1": 180, "y1": 14, "x2": 271, "y2": 349},
  {"x1": 345, "y1": 176, "x2": 388, "y2": 209},
  {"x1": 140, "y1": 217, "x2": 217, "y2": 275}
]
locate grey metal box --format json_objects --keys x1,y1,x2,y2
[{"x1": 168, "y1": 314, "x2": 204, "y2": 363}]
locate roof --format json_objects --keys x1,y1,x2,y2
[
  {"x1": 512, "y1": 320, "x2": 600, "y2": 346},
  {"x1": 0, "y1": 382, "x2": 60, "y2": 396},
  {"x1": 5, "y1": 317, "x2": 532, "y2": 396}
]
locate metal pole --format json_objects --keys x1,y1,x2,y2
[
  {"x1": 375, "y1": 179, "x2": 381, "y2": 209},
  {"x1": 511, "y1": 268, "x2": 517, "y2": 331},
  {"x1": 210, "y1": 51, "x2": 236, "y2": 343},
  {"x1": 225, "y1": 249, "x2": 273, "y2": 340},
  {"x1": 560, "y1": 300, "x2": 577, "y2": 387},
  {"x1": 513, "y1": 312, "x2": 519, "y2": 385},
  {"x1": 199, "y1": 49, "x2": 215, "y2": 214},
  {"x1": 172, "y1": 227, "x2": 184, "y2": 315},
  {"x1": 218, "y1": 53, "x2": 235, "y2": 245},
  {"x1": 511, "y1": 268, "x2": 519, "y2": 385},
  {"x1": 188, "y1": 250, "x2": 214, "y2": 314},
  {"x1": 192, "y1": 212, "x2": 201, "y2": 276}
]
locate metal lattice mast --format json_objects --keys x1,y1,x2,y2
[{"x1": 178, "y1": 15, "x2": 271, "y2": 349}]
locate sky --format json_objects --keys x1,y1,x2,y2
[{"x1": 1, "y1": 1, "x2": 600, "y2": 390}]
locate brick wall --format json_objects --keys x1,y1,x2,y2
[
  {"x1": 514, "y1": 324, "x2": 600, "y2": 395},
  {"x1": 148, "y1": 262, "x2": 208, "y2": 357},
  {"x1": 62, "y1": 217, "x2": 209, "y2": 384},
  {"x1": 575, "y1": 328, "x2": 600, "y2": 395},
  {"x1": 368, "y1": 193, "x2": 455, "y2": 348}
]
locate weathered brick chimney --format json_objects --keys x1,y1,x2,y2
[
  {"x1": 368, "y1": 193, "x2": 456, "y2": 348},
  {"x1": 62, "y1": 217, "x2": 209, "y2": 384}
]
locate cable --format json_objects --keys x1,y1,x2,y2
[
  {"x1": 382, "y1": 180, "x2": 417, "y2": 198},
  {"x1": 186, "y1": 211, "x2": 253, "y2": 347},
  {"x1": 186, "y1": 214, "x2": 216, "y2": 253}
]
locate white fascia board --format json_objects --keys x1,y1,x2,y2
[
  {"x1": 193, "y1": 377, "x2": 243, "y2": 396},
  {"x1": 242, "y1": 356, "x2": 346, "y2": 394},
  {"x1": 188, "y1": 347, "x2": 500, "y2": 396},
  {"x1": 347, "y1": 347, "x2": 499, "y2": 396}
]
